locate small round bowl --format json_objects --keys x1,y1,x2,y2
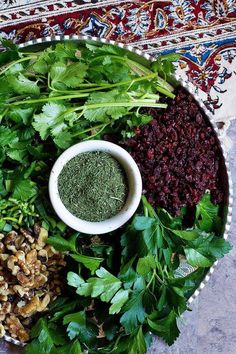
[{"x1": 49, "y1": 140, "x2": 142, "y2": 234}]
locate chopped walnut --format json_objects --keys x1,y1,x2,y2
[
  {"x1": 6, "y1": 315, "x2": 29, "y2": 342},
  {"x1": 0, "y1": 225, "x2": 66, "y2": 342},
  {"x1": 0, "y1": 324, "x2": 5, "y2": 337}
]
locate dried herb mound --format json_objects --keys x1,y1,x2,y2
[
  {"x1": 58, "y1": 152, "x2": 128, "y2": 222},
  {"x1": 124, "y1": 87, "x2": 224, "y2": 214}
]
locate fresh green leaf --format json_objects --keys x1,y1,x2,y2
[
  {"x1": 53, "y1": 131, "x2": 73, "y2": 149},
  {"x1": 84, "y1": 90, "x2": 129, "y2": 122},
  {"x1": 7, "y1": 73, "x2": 40, "y2": 96},
  {"x1": 136, "y1": 255, "x2": 156, "y2": 276},
  {"x1": 0, "y1": 126, "x2": 18, "y2": 146},
  {"x1": 12, "y1": 178, "x2": 37, "y2": 201},
  {"x1": 32, "y1": 102, "x2": 67, "y2": 140},
  {"x1": 127, "y1": 326, "x2": 147, "y2": 354},
  {"x1": 109, "y1": 289, "x2": 129, "y2": 314},
  {"x1": 133, "y1": 216, "x2": 155, "y2": 230},
  {"x1": 147, "y1": 310, "x2": 180, "y2": 345},
  {"x1": 170, "y1": 228, "x2": 200, "y2": 241},
  {"x1": 184, "y1": 248, "x2": 213, "y2": 267},
  {"x1": 67, "y1": 272, "x2": 84, "y2": 288},
  {"x1": 70, "y1": 253, "x2": 104, "y2": 274},
  {"x1": 195, "y1": 193, "x2": 219, "y2": 232},
  {"x1": 47, "y1": 233, "x2": 79, "y2": 253},
  {"x1": 63, "y1": 311, "x2": 85, "y2": 326},
  {"x1": 120, "y1": 291, "x2": 146, "y2": 333}
]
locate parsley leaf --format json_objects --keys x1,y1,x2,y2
[
  {"x1": 147, "y1": 310, "x2": 180, "y2": 345},
  {"x1": 120, "y1": 291, "x2": 146, "y2": 333},
  {"x1": 69, "y1": 253, "x2": 104, "y2": 274},
  {"x1": 47, "y1": 233, "x2": 79, "y2": 253},
  {"x1": 195, "y1": 193, "x2": 220, "y2": 232}
]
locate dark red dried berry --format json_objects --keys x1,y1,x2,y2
[{"x1": 123, "y1": 87, "x2": 224, "y2": 214}]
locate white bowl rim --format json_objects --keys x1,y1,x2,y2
[{"x1": 49, "y1": 140, "x2": 142, "y2": 234}]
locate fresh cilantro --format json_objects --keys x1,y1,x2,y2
[
  {"x1": 32, "y1": 102, "x2": 67, "y2": 140},
  {"x1": 51, "y1": 62, "x2": 88, "y2": 89},
  {"x1": 7, "y1": 73, "x2": 40, "y2": 96},
  {"x1": 83, "y1": 90, "x2": 130, "y2": 122}
]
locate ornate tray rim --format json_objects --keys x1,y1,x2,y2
[{"x1": 2, "y1": 34, "x2": 233, "y2": 347}]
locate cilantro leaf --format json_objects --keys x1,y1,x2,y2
[
  {"x1": 133, "y1": 216, "x2": 155, "y2": 230},
  {"x1": 6, "y1": 148, "x2": 28, "y2": 164},
  {"x1": 185, "y1": 233, "x2": 232, "y2": 267},
  {"x1": 170, "y1": 228, "x2": 200, "y2": 241},
  {"x1": 204, "y1": 238, "x2": 232, "y2": 258},
  {"x1": 120, "y1": 291, "x2": 146, "y2": 333},
  {"x1": 32, "y1": 103, "x2": 67, "y2": 139},
  {"x1": 12, "y1": 178, "x2": 38, "y2": 201},
  {"x1": 53, "y1": 131, "x2": 73, "y2": 149},
  {"x1": 76, "y1": 267, "x2": 122, "y2": 302},
  {"x1": 30, "y1": 318, "x2": 66, "y2": 353},
  {"x1": 63, "y1": 311, "x2": 85, "y2": 326},
  {"x1": 7, "y1": 73, "x2": 40, "y2": 96},
  {"x1": 84, "y1": 90, "x2": 129, "y2": 122},
  {"x1": 64, "y1": 311, "x2": 98, "y2": 345},
  {"x1": 0, "y1": 126, "x2": 18, "y2": 146},
  {"x1": 8, "y1": 106, "x2": 34, "y2": 125},
  {"x1": 61, "y1": 62, "x2": 88, "y2": 88}
]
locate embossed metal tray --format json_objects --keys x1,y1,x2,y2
[{"x1": 3, "y1": 35, "x2": 233, "y2": 347}]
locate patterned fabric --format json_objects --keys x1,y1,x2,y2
[{"x1": 0, "y1": 0, "x2": 236, "y2": 134}]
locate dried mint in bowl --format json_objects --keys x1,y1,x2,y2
[{"x1": 58, "y1": 151, "x2": 128, "y2": 222}]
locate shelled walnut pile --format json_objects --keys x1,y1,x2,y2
[{"x1": 0, "y1": 224, "x2": 66, "y2": 342}]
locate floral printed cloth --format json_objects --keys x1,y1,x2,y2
[{"x1": 0, "y1": 0, "x2": 236, "y2": 137}]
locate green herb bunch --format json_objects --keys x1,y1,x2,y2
[
  {"x1": 25, "y1": 194, "x2": 232, "y2": 354},
  {"x1": 0, "y1": 38, "x2": 177, "y2": 230},
  {"x1": 0, "y1": 39, "x2": 232, "y2": 354}
]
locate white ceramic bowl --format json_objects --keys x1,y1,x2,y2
[{"x1": 49, "y1": 140, "x2": 142, "y2": 234}]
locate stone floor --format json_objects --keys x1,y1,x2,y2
[{"x1": 1, "y1": 123, "x2": 236, "y2": 354}]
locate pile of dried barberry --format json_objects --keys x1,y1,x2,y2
[{"x1": 124, "y1": 87, "x2": 224, "y2": 214}]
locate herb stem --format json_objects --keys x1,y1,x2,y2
[
  {"x1": 49, "y1": 73, "x2": 157, "y2": 94},
  {"x1": 11, "y1": 92, "x2": 90, "y2": 105},
  {"x1": 83, "y1": 124, "x2": 109, "y2": 141},
  {"x1": 72, "y1": 101, "x2": 167, "y2": 112},
  {"x1": 0, "y1": 55, "x2": 37, "y2": 76},
  {"x1": 155, "y1": 85, "x2": 175, "y2": 99},
  {"x1": 2, "y1": 217, "x2": 18, "y2": 222},
  {"x1": 72, "y1": 123, "x2": 106, "y2": 137},
  {"x1": 142, "y1": 195, "x2": 158, "y2": 218}
]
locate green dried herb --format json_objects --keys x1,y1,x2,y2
[{"x1": 58, "y1": 152, "x2": 128, "y2": 222}]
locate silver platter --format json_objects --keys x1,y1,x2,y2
[{"x1": 2, "y1": 35, "x2": 233, "y2": 347}]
